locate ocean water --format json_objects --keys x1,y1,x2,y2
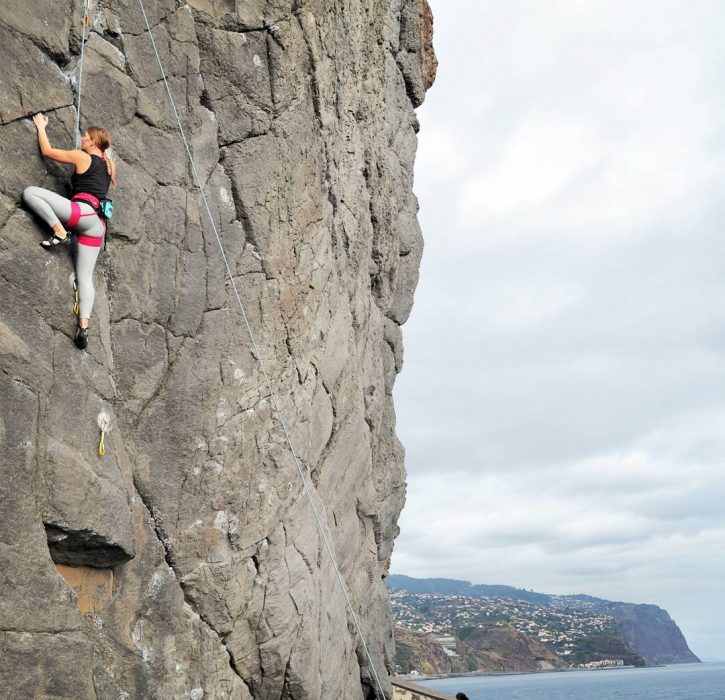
[{"x1": 416, "y1": 662, "x2": 725, "y2": 699}]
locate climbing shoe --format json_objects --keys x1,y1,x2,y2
[
  {"x1": 40, "y1": 233, "x2": 71, "y2": 248},
  {"x1": 74, "y1": 326, "x2": 88, "y2": 350}
]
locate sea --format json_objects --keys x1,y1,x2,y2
[{"x1": 416, "y1": 662, "x2": 725, "y2": 699}]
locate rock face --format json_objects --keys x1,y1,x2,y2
[
  {"x1": 596, "y1": 602, "x2": 700, "y2": 666},
  {"x1": 0, "y1": 1, "x2": 434, "y2": 697}
]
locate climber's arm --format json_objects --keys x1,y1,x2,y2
[{"x1": 32, "y1": 113, "x2": 87, "y2": 168}]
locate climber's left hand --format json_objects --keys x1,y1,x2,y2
[{"x1": 32, "y1": 113, "x2": 49, "y2": 130}]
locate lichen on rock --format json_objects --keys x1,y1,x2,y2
[{"x1": 0, "y1": 0, "x2": 435, "y2": 697}]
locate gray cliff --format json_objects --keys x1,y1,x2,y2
[
  {"x1": 592, "y1": 602, "x2": 700, "y2": 666},
  {"x1": 0, "y1": 1, "x2": 436, "y2": 697}
]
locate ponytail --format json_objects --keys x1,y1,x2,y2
[{"x1": 87, "y1": 126, "x2": 117, "y2": 186}]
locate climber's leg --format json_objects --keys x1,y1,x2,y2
[
  {"x1": 22, "y1": 186, "x2": 72, "y2": 228},
  {"x1": 74, "y1": 216, "x2": 104, "y2": 323},
  {"x1": 75, "y1": 242, "x2": 102, "y2": 321},
  {"x1": 22, "y1": 186, "x2": 73, "y2": 245},
  {"x1": 74, "y1": 238, "x2": 101, "y2": 350}
]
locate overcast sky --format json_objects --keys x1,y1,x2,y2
[{"x1": 392, "y1": 0, "x2": 725, "y2": 662}]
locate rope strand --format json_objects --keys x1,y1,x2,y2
[
  {"x1": 75, "y1": 0, "x2": 90, "y2": 148},
  {"x1": 136, "y1": 2, "x2": 387, "y2": 696}
]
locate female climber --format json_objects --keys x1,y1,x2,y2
[{"x1": 23, "y1": 113, "x2": 116, "y2": 350}]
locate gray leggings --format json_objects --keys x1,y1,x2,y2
[{"x1": 23, "y1": 186, "x2": 104, "y2": 319}]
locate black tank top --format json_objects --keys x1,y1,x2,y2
[{"x1": 71, "y1": 154, "x2": 111, "y2": 200}]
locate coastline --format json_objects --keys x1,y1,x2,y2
[{"x1": 398, "y1": 663, "x2": 659, "y2": 683}]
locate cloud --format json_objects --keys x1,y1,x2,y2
[
  {"x1": 458, "y1": 119, "x2": 604, "y2": 225},
  {"x1": 393, "y1": 0, "x2": 725, "y2": 660}
]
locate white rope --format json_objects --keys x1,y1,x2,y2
[
  {"x1": 136, "y1": 2, "x2": 388, "y2": 697},
  {"x1": 75, "y1": 0, "x2": 90, "y2": 148}
]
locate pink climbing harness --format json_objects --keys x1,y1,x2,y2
[{"x1": 68, "y1": 192, "x2": 105, "y2": 247}]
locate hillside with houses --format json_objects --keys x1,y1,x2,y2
[
  {"x1": 391, "y1": 588, "x2": 643, "y2": 674},
  {"x1": 389, "y1": 575, "x2": 698, "y2": 675}
]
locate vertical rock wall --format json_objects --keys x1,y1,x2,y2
[{"x1": 0, "y1": 0, "x2": 435, "y2": 697}]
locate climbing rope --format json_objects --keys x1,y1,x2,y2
[
  {"x1": 136, "y1": 1, "x2": 388, "y2": 697},
  {"x1": 75, "y1": 0, "x2": 91, "y2": 148}
]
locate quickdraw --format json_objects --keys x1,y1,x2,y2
[{"x1": 97, "y1": 412, "x2": 112, "y2": 457}]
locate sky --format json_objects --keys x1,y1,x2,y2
[{"x1": 391, "y1": 0, "x2": 725, "y2": 662}]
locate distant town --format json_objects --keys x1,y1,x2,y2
[
  {"x1": 391, "y1": 588, "x2": 635, "y2": 668},
  {"x1": 388, "y1": 575, "x2": 698, "y2": 673}
]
